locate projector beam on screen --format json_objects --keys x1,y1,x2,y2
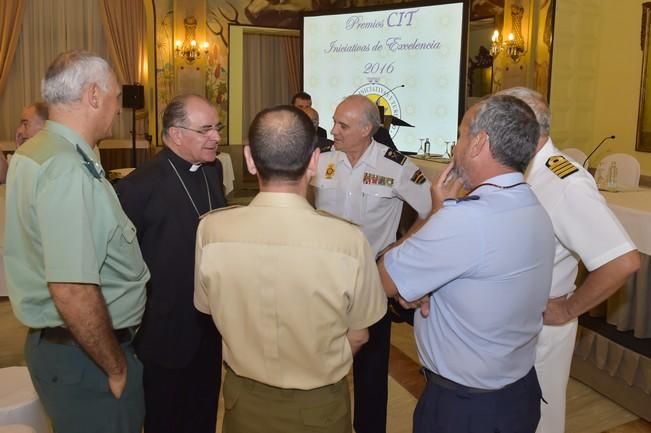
[{"x1": 302, "y1": 0, "x2": 468, "y2": 154}]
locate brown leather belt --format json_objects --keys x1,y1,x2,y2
[{"x1": 31, "y1": 326, "x2": 135, "y2": 346}]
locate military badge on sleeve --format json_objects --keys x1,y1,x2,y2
[{"x1": 410, "y1": 169, "x2": 427, "y2": 185}]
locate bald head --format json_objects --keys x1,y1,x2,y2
[
  {"x1": 343, "y1": 95, "x2": 381, "y2": 135},
  {"x1": 248, "y1": 105, "x2": 316, "y2": 182}
]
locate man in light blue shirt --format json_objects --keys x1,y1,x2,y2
[{"x1": 379, "y1": 95, "x2": 555, "y2": 433}]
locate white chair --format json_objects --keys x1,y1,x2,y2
[
  {"x1": 0, "y1": 367, "x2": 49, "y2": 433},
  {"x1": 595, "y1": 153, "x2": 641, "y2": 187},
  {"x1": 562, "y1": 148, "x2": 587, "y2": 165}
]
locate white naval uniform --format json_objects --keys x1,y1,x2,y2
[
  {"x1": 526, "y1": 139, "x2": 636, "y2": 433},
  {"x1": 312, "y1": 140, "x2": 432, "y2": 255}
]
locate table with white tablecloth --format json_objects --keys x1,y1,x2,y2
[
  {"x1": 597, "y1": 189, "x2": 651, "y2": 338},
  {"x1": 409, "y1": 156, "x2": 449, "y2": 182},
  {"x1": 601, "y1": 189, "x2": 651, "y2": 256}
]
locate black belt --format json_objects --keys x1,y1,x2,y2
[
  {"x1": 422, "y1": 368, "x2": 495, "y2": 394},
  {"x1": 32, "y1": 326, "x2": 136, "y2": 346}
]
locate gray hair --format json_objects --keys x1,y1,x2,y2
[
  {"x1": 496, "y1": 87, "x2": 551, "y2": 136},
  {"x1": 42, "y1": 51, "x2": 114, "y2": 105},
  {"x1": 470, "y1": 94, "x2": 540, "y2": 173},
  {"x1": 345, "y1": 95, "x2": 381, "y2": 136}
]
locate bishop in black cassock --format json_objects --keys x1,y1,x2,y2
[{"x1": 116, "y1": 95, "x2": 227, "y2": 433}]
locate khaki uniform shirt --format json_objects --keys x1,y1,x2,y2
[
  {"x1": 194, "y1": 192, "x2": 387, "y2": 389},
  {"x1": 4, "y1": 121, "x2": 149, "y2": 328}
]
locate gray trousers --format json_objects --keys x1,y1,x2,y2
[{"x1": 24, "y1": 330, "x2": 145, "y2": 433}]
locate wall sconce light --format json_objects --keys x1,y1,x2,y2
[
  {"x1": 490, "y1": 29, "x2": 503, "y2": 58},
  {"x1": 488, "y1": 5, "x2": 527, "y2": 63},
  {"x1": 176, "y1": 16, "x2": 209, "y2": 64}
]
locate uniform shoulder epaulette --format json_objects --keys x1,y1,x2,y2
[
  {"x1": 384, "y1": 148, "x2": 406, "y2": 165},
  {"x1": 200, "y1": 205, "x2": 242, "y2": 219},
  {"x1": 545, "y1": 155, "x2": 578, "y2": 179},
  {"x1": 316, "y1": 209, "x2": 359, "y2": 226}
]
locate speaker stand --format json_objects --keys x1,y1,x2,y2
[{"x1": 131, "y1": 107, "x2": 137, "y2": 168}]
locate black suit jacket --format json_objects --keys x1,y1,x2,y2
[{"x1": 116, "y1": 147, "x2": 226, "y2": 368}]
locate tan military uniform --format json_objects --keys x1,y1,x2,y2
[{"x1": 194, "y1": 192, "x2": 387, "y2": 432}]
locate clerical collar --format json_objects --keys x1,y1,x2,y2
[{"x1": 165, "y1": 147, "x2": 202, "y2": 173}]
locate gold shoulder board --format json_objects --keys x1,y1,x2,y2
[{"x1": 545, "y1": 155, "x2": 578, "y2": 179}]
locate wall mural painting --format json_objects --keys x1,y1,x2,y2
[
  {"x1": 155, "y1": 0, "x2": 507, "y2": 141},
  {"x1": 534, "y1": 0, "x2": 554, "y2": 100},
  {"x1": 205, "y1": 2, "x2": 240, "y2": 130},
  {"x1": 155, "y1": 0, "x2": 175, "y2": 130}
]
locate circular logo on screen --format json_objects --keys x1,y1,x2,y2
[{"x1": 353, "y1": 83, "x2": 402, "y2": 138}]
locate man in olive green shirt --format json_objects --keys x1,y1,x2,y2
[{"x1": 4, "y1": 50, "x2": 149, "y2": 433}]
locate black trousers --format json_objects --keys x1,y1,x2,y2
[
  {"x1": 353, "y1": 311, "x2": 391, "y2": 433},
  {"x1": 413, "y1": 367, "x2": 541, "y2": 433},
  {"x1": 141, "y1": 331, "x2": 222, "y2": 433}
]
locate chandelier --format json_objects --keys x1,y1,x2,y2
[
  {"x1": 175, "y1": 16, "x2": 209, "y2": 64},
  {"x1": 489, "y1": 5, "x2": 527, "y2": 63}
]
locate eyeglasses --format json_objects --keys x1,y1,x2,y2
[{"x1": 174, "y1": 123, "x2": 224, "y2": 135}]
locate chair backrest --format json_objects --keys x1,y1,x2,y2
[
  {"x1": 562, "y1": 148, "x2": 587, "y2": 165},
  {"x1": 595, "y1": 153, "x2": 641, "y2": 187}
]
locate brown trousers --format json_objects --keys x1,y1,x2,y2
[{"x1": 222, "y1": 367, "x2": 351, "y2": 433}]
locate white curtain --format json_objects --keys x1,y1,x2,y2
[
  {"x1": 0, "y1": 0, "x2": 131, "y2": 142},
  {"x1": 242, "y1": 34, "x2": 300, "y2": 136}
]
